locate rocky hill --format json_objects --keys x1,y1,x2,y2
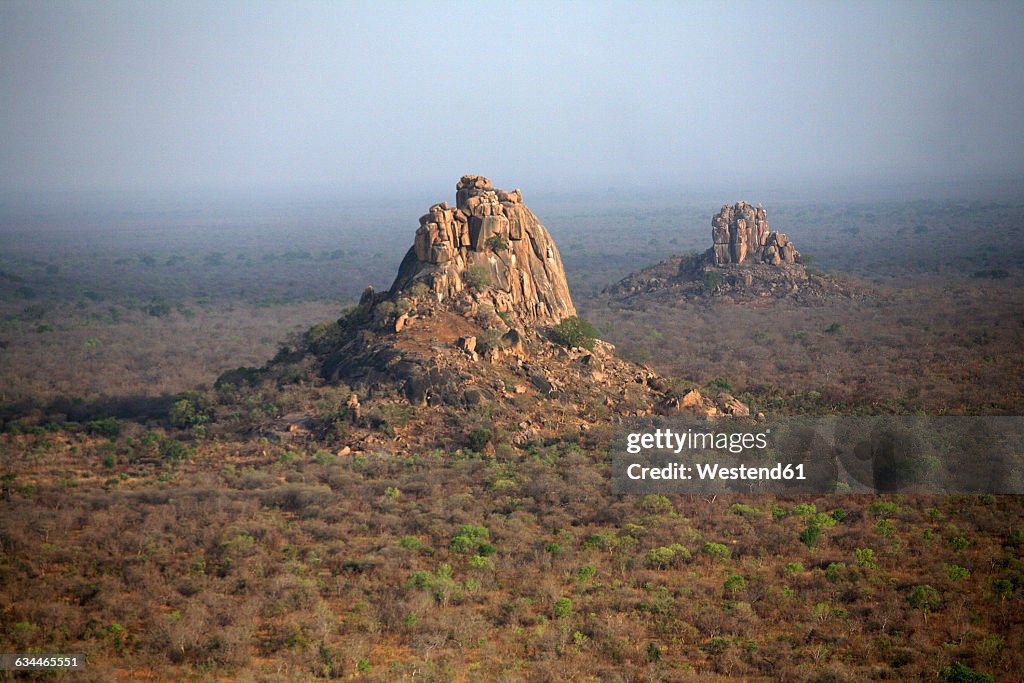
[
  {"x1": 314, "y1": 177, "x2": 743, "y2": 423},
  {"x1": 607, "y1": 201, "x2": 855, "y2": 303},
  {"x1": 230, "y1": 176, "x2": 749, "y2": 454}
]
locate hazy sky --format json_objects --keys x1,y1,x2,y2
[{"x1": 2, "y1": 0, "x2": 1023, "y2": 196}]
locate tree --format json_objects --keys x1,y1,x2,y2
[{"x1": 550, "y1": 316, "x2": 599, "y2": 351}]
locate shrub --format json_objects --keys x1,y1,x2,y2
[
  {"x1": 306, "y1": 320, "x2": 342, "y2": 354},
  {"x1": 825, "y1": 562, "x2": 849, "y2": 582},
  {"x1": 946, "y1": 564, "x2": 970, "y2": 581},
  {"x1": 469, "y1": 555, "x2": 494, "y2": 571},
  {"x1": 970, "y1": 269, "x2": 1009, "y2": 280},
  {"x1": 409, "y1": 281, "x2": 431, "y2": 299},
  {"x1": 552, "y1": 597, "x2": 573, "y2": 619},
  {"x1": 450, "y1": 525, "x2": 490, "y2": 554},
  {"x1": 465, "y1": 266, "x2": 492, "y2": 291},
  {"x1": 702, "y1": 271, "x2": 724, "y2": 293},
  {"x1": 792, "y1": 503, "x2": 817, "y2": 517},
  {"x1": 799, "y1": 524, "x2": 821, "y2": 547},
  {"x1": 467, "y1": 427, "x2": 492, "y2": 451},
  {"x1": 729, "y1": 503, "x2": 758, "y2": 517},
  {"x1": 876, "y1": 519, "x2": 896, "y2": 538},
  {"x1": 784, "y1": 562, "x2": 805, "y2": 575},
  {"x1": 707, "y1": 377, "x2": 734, "y2": 393},
  {"x1": 486, "y1": 234, "x2": 508, "y2": 251},
  {"x1": 939, "y1": 662, "x2": 995, "y2": 682},
  {"x1": 638, "y1": 494, "x2": 673, "y2": 515},
  {"x1": 398, "y1": 536, "x2": 424, "y2": 551},
  {"x1": 724, "y1": 574, "x2": 746, "y2": 595},
  {"x1": 646, "y1": 544, "x2": 690, "y2": 568},
  {"x1": 215, "y1": 366, "x2": 262, "y2": 390},
  {"x1": 159, "y1": 439, "x2": 192, "y2": 462},
  {"x1": 550, "y1": 316, "x2": 599, "y2": 351},
  {"x1": 86, "y1": 417, "x2": 121, "y2": 439},
  {"x1": 168, "y1": 393, "x2": 207, "y2": 429},
  {"x1": 908, "y1": 584, "x2": 942, "y2": 612},
  {"x1": 701, "y1": 542, "x2": 731, "y2": 560},
  {"x1": 853, "y1": 548, "x2": 878, "y2": 570},
  {"x1": 869, "y1": 501, "x2": 900, "y2": 517}
]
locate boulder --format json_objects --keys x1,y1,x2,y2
[
  {"x1": 390, "y1": 176, "x2": 576, "y2": 326},
  {"x1": 710, "y1": 202, "x2": 800, "y2": 266}
]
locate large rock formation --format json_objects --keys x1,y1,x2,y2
[
  {"x1": 711, "y1": 201, "x2": 800, "y2": 266},
  {"x1": 389, "y1": 175, "x2": 575, "y2": 326},
  {"x1": 306, "y1": 175, "x2": 737, "y2": 420}
]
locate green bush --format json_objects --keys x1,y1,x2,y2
[
  {"x1": 486, "y1": 234, "x2": 508, "y2": 252},
  {"x1": 159, "y1": 439, "x2": 192, "y2": 462},
  {"x1": 638, "y1": 494, "x2": 673, "y2": 515},
  {"x1": 908, "y1": 584, "x2": 942, "y2": 612},
  {"x1": 825, "y1": 562, "x2": 848, "y2": 582},
  {"x1": 799, "y1": 524, "x2": 821, "y2": 547},
  {"x1": 707, "y1": 377, "x2": 734, "y2": 393},
  {"x1": 465, "y1": 266, "x2": 492, "y2": 291},
  {"x1": 702, "y1": 271, "x2": 724, "y2": 293},
  {"x1": 792, "y1": 503, "x2": 817, "y2": 517},
  {"x1": 946, "y1": 564, "x2": 970, "y2": 581},
  {"x1": 853, "y1": 548, "x2": 878, "y2": 570},
  {"x1": 939, "y1": 662, "x2": 995, "y2": 682},
  {"x1": 450, "y1": 525, "x2": 490, "y2": 554},
  {"x1": 306, "y1": 320, "x2": 342, "y2": 354},
  {"x1": 701, "y1": 542, "x2": 731, "y2": 560},
  {"x1": 85, "y1": 417, "x2": 122, "y2": 439},
  {"x1": 869, "y1": 501, "x2": 900, "y2": 517},
  {"x1": 646, "y1": 544, "x2": 690, "y2": 568},
  {"x1": 552, "y1": 597, "x2": 573, "y2": 619},
  {"x1": 215, "y1": 366, "x2": 261, "y2": 390},
  {"x1": 467, "y1": 427, "x2": 492, "y2": 451},
  {"x1": 409, "y1": 281, "x2": 431, "y2": 299},
  {"x1": 729, "y1": 503, "x2": 759, "y2": 516},
  {"x1": 723, "y1": 574, "x2": 746, "y2": 594},
  {"x1": 550, "y1": 316, "x2": 599, "y2": 351},
  {"x1": 168, "y1": 393, "x2": 208, "y2": 429}
]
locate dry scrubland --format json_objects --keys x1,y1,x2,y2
[
  {"x1": 584, "y1": 281, "x2": 1024, "y2": 415},
  {"x1": 1, "y1": 197, "x2": 1023, "y2": 680}
]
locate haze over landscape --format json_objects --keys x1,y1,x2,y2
[
  {"x1": 3, "y1": 2, "x2": 1024, "y2": 681},
  {"x1": 2, "y1": 0, "x2": 1024, "y2": 200}
]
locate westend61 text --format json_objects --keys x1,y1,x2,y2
[{"x1": 627, "y1": 462, "x2": 806, "y2": 481}]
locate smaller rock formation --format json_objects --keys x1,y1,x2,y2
[
  {"x1": 711, "y1": 202, "x2": 800, "y2": 266},
  {"x1": 604, "y1": 200, "x2": 856, "y2": 303}
]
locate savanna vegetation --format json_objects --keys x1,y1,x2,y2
[{"x1": 1, "y1": 195, "x2": 1023, "y2": 680}]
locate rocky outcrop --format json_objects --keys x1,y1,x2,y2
[
  {"x1": 711, "y1": 201, "x2": 800, "y2": 266},
  {"x1": 305, "y1": 175, "x2": 740, "y2": 421},
  {"x1": 389, "y1": 175, "x2": 575, "y2": 326},
  {"x1": 603, "y1": 201, "x2": 859, "y2": 304}
]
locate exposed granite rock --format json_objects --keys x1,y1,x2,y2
[
  {"x1": 308, "y1": 176, "x2": 737, "y2": 419},
  {"x1": 711, "y1": 201, "x2": 800, "y2": 266},
  {"x1": 390, "y1": 175, "x2": 575, "y2": 326},
  {"x1": 602, "y1": 200, "x2": 855, "y2": 304}
]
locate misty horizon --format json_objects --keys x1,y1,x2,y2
[{"x1": 2, "y1": 1, "x2": 1024, "y2": 199}]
